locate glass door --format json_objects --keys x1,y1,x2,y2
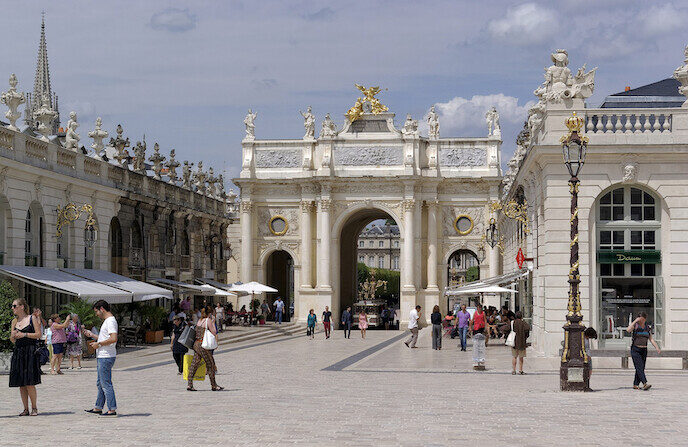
[{"x1": 654, "y1": 276, "x2": 664, "y2": 342}]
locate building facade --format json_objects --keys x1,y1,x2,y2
[
  {"x1": 233, "y1": 88, "x2": 503, "y2": 324},
  {"x1": 500, "y1": 47, "x2": 688, "y2": 361},
  {"x1": 357, "y1": 223, "x2": 400, "y2": 271}
]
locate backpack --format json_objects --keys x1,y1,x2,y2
[{"x1": 381, "y1": 309, "x2": 389, "y2": 319}]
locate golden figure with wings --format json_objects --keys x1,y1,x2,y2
[{"x1": 346, "y1": 84, "x2": 389, "y2": 122}]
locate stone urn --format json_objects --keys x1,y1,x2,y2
[{"x1": 0, "y1": 351, "x2": 12, "y2": 375}]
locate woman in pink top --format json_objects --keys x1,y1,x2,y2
[
  {"x1": 49, "y1": 313, "x2": 71, "y2": 375},
  {"x1": 358, "y1": 311, "x2": 368, "y2": 339}
]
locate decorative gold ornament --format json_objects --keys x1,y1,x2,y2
[
  {"x1": 56, "y1": 203, "x2": 96, "y2": 237},
  {"x1": 490, "y1": 199, "x2": 530, "y2": 235},
  {"x1": 269, "y1": 215, "x2": 288, "y2": 236},
  {"x1": 453, "y1": 214, "x2": 474, "y2": 236},
  {"x1": 560, "y1": 111, "x2": 589, "y2": 144},
  {"x1": 345, "y1": 84, "x2": 389, "y2": 122}
]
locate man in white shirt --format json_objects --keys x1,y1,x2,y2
[
  {"x1": 83, "y1": 300, "x2": 118, "y2": 417},
  {"x1": 404, "y1": 305, "x2": 421, "y2": 348},
  {"x1": 273, "y1": 297, "x2": 285, "y2": 324}
]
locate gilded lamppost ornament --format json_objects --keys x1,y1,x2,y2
[
  {"x1": 490, "y1": 199, "x2": 530, "y2": 236},
  {"x1": 345, "y1": 84, "x2": 388, "y2": 122},
  {"x1": 358, "y1": 271, "x2": 387, "y2": 301},
  {"x1": 56, "y1": 203, "x2": 97, "y2": 244},
  {"x1": 560, "y1": 111, "x2": 591, "y2": 391}
]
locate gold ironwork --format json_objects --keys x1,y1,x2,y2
[
  {"x1": 345, "y1": 84, "x2": 389, "y2": 122},
  {"x1": 453, "y1": 214, "x2": 474, "y2": 236},
  {"x1": 268, "y1": 215, "x2": 288, "y2": 236},
  {"x1": 56, "y1": 203, "x2": 96, "y2": 237},
  {"x1": 490, "y1": 199, "x2": 530, "y2": 235},
  {"x1": 560, "y1": 111, "x2": 589, "y2": 144},
  {"x1": 358, "y1": 270, "x2": 387, "y2": 301}
]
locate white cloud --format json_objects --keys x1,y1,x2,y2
[
  {"x1": 487, "y1": 3, "x2": 557, "y2": 45},
  {"x1": 643, "y1": 3, "x2": 685, "y2": 36},
  {"x1": 150, "y1": 8, "x2": 197, "y2": 33},
  {"x1": 421, "y1": 94, "x2": 534, "y2": 137}
]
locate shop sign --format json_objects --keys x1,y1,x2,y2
[
  {"x1": 516, "y1": 248, "x2": 525, "y2": 269},
  {"x1": 597, "y1": 250, "x2": 661, "y2": 264}
]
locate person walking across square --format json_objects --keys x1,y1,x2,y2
[
  {"x1": 83, "y1": 300, "x2": 118, "y2": 417},
  {"x1": 273, "y1": 297, "x2": 285, "y2": 324},
  {"x1": 455, "y1": 304, "x2": 470, "y2": 351},
  {"x1": 405, "y1": 305, "x2": 421, "y2": 348},
  {"x1": 322, "y1": 306, "x2": 332, "y2": 339},
  {"x1": 511, "y1": 311, "x2": 530, "y2": 375},
  {"x1": 341, "y1": 306, "x2": 353, "y2": 339},
  {"x1": 307, "y1": 309, "x2": 317, "y2": 339},
  {"x1": 170, "y1": 315, "x2": 188, "y2": 374},
  {"x1": 430, "y1": 305, "x2": 442, "y2": 350},
  {"x1": 627, "y1": 312, "x2": 661, "y2": 390}
]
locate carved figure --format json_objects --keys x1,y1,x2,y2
[
  {"x1": 109, "y1": 124, "x2": 130, "y2": 167},
  {"x1": 206, "y1": 167, "x2": 216, "y2": 197},
  {"x1": 149, "y1": 142, "x2": 166, "y2": 179},
  {"x1": 345, "y1": 84, "x2": 388, "y2": 122},
  {"x1": 402, "y1": 114, "x2": 418, "y2": 137},
  {"x1": 1, "y1": 74, "x2": 25, "y2": 131},
  {"x1": 64, "y1": 111, "x2": 80, "y2": 151},
  {"x1": 33, "y1": 93, "x2": 58, "y2": 142},
  {"x1": 527, "y1": 101, "x2": 546, "y2": 137},
  {"x1": 216, "y1": 174, "x2": 226, "y2": 199},
  {"x1": 673, "y1": 45, "x2": 688, "y2": 106},
  {"x1": 88, "y1": 117, "x2": 108, "y2": 155},
  {"x1": 133, "y1": 140, "x2": 146, "y2": 173},
  {"x1": 485, "y1": 106, "x2": 501, "y2": 138},
  {"x1": 427, "y1": 105, "x2": 440, "y2": 139},
  {"x1": 244, "y1": 109, "x2": 257, "y2": 140},
  {"x1": 300, "y1": 106, "x2": 315, "y2": 139},
  {"x1": 320, "y1": 113, "x2": 337, "y2": 138},
  {"x1": 182, "y1": 161, "x2": 194, "y2": 188},
  {"x1": 534, "y1": 49, "x2": 597, "y2": 103},
  {"x1": 623, "y1": 164, "x2": 637, "y2": 183},
  {"x1": 165, "y1": 149, "x2": 180, "y2": 183},
  {"x1": 193, "y1": 161, "x2": 207, "y2": 194}
]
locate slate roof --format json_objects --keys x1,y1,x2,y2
[{"x1": 600, "y1": 78, "x2": 685, "y2": 108}]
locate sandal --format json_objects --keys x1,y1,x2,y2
[
  {"x1": 211, "y1": 386, "x2": 224, "y2": 391},
  {"x1": 18, "y1": 409, "x2": 29, "y2": 417},
  {"x1": 519, "y1": 371, "x2": 526, "y2": 375},
  {"x1": 30, "y1": 408, "x2": 38, "y2": 416},
  {"x1": 186, "y1": 386, "x2": 197, "y2": 392},
  {"x1": 85, "y1": 409, "x2": 102, "y2": 414}
]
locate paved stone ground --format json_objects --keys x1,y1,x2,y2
[{"x1": 1, "y1": 327, "x2": 686, "y2": 446}]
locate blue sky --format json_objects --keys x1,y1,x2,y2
[{"x1": 2, "y1": 1, "x2": 687, "y2": 188}]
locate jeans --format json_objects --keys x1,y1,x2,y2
[
  {"x1": 95, "y1": 357, "x2": 117, "y2": 411},
  {"x1": 276, "y1": 310, "x2": 283, "y2": 324},
  {"x1": 343, "y1": 322, "x2": 351, "y2": 338},
  {"x1": 432, "y1": 324, "x2": 442, "y2": 349},
  {"x1": 631, "y1": 345, "x2": 648, "y2": 386},
  {"x1": 323, "y1": 321, "x2": 331, "y2": 338},
  {"x1": 458, "y1": 327, "x2": 468, "y2": 350},
  {"x1": 406, "y1": 328, "x2": 419, "y2": 347}
]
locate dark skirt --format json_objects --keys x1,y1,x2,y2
[{"x1": 9, "y1": 344, "x2": 42, "y2": 387}]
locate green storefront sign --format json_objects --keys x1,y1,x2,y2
[{"x1": 597, "y1": 250, "x2": 661, "y2": 264}]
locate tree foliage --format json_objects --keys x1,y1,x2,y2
[
  {"x1": 466, "y1": 266, "x2": 480, "y2": 283},
  {"x1": 0, "y1": 281, "x2": 18, "y2": 352},
  {"x1": 61, "y1": 298, "x2": 98, "y2": 330},
  {"x1": 356, "y1": 264, "x2": 400, "y2": 303}
]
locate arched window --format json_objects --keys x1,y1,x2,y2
[
  {"x1": 597, "y1": 185, "x2": 662, "y2": 344},
  {"x1": 109, "y1": 217, "x2": 123, "y2": 274},
  {"x1": 447, "y1": 249, "x2": 479, "y2": 287},
  {"x1": 0, "y1": 195, "x2": 10, "y2": 265},
  {"x1": 56, "y1": 223, "x2": 70, "y2": 268},
  {"x1": 25, "y1": 202, "x2": 44, "y2": 266}
]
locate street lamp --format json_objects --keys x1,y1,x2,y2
[
  {"x1": 560, "y1": 111, "x2": 591, "y2": 391},
  {"x1": 485, "y1": 218, "x2": 500, "y2": 249},
  {"x1": 477, "y1": 243, "x2": 486, "y2": 264},
  {"x1": 84, "y1": 224, "x2": 98, "y2": 249}
]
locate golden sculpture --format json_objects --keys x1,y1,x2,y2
[
  {"x1": 560, "y1": 111, "x2": 588, "y2": 144},
  {"x1": 56, "y1": 203, "x2": 96, "y2": 237},
  {"x1": 345, "y1": 84, "x2": 389, "y2": 122}
]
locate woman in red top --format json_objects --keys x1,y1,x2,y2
[{"x1": 471, "y1": 304, "x2": 486, "y2": 335}]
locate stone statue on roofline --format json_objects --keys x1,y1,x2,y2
[
  {"x1": 133, "y1": 140, "x2": 146, "y2": 173},
  {"x1": 427, "y1": 105, "x2": 440, "y2": 139},
  {"x1": 216, "y1": 174, "x2": 226, "y2": 199},
  {"x1": 109, "y1": 124, "x2": 130, "y2": 167},
  {"x1": 33, "y1": 93, "x2": 57, "y2": 142},
  {"x1": 673, "y1": 44, "x2": 688, "y2": 107},
  {"x1": 193, "y1": 161, "x2": 207, "y2": 194},
  {"x1": 182, "y1": 161, "x2": 194, "y2": 189},
  {"x1": 485, "y1": 106, "x2": 501, "y2": 138},
  {"x1": 207, "y1": 167, "x2": 217, "y2": 197},
  {"x1": 534, "y1": 49, "x2": 597, "y2": 103},
  {"x1": 166, "y1": 149, "x2": 180, "y2": 183},
  {"x1": 320, "y1": 113, "x2": 337, "y2": 138},
  {"x1": 244, "y1": 109, "x2": 257, "y2": 140},
  {"x1": 88, "y1": 117, "x2": 108, "y2": 156},
  {"x1": 64, "y1": 111, "x2": 80, "y2": 151},
  {"x1": 402, "y1": 114, "x2": 418, "y2": 137},
  {"x1": 149, "y1": 142, "x2": 166, "y2": 180},
  {"x1": 1, "y1": 74, "x2": 25, "y2": 131},
  {"x1": 300, "y1": 106, "x2": 315, "y2": 140}
]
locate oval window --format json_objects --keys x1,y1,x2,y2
[
  {"x1": 454, "y1": 215, "x2": 473, "y2": 235},
  {"x1": 269, "y1": 216, "x2": 288, "y2": 236}
]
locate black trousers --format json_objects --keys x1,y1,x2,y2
[
  {"x1": 173, "y1": 352, "x2": 184, "y2": 373},
  {"x1": 631, "y1": 345, "x2": 648, "y2": 386},
  {"x1": 343, "y1": 323, "x2": 351, "y2": 338}
]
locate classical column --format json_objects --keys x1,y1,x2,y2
[
  {"x1": 401, "y1": 199, "x2": 415, "y2": 288},
  {"x1": 300, "y1": 200, "x2": 314, "y2": 288},
  {"x1": 317, "y1": 198, "x2": 332, "y2": 289},
  {"x1": 426, "y1": 201, "x2": 439, "y2": 289},
  {"x1": 240, "y1": 200, "x2": 253, "y2": 283}
]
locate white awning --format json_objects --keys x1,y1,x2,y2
[
  {"x1": 195, "y1": 278, "x2": 237, "y2": 297},
  {"x1": 62, "y1": 269, "x2": 173, "y2": 302},
  {"x1": 149, "y1": 278, "x2": 216, "y2": 295},
  {"x1": 0, "y1": 266, "x2": 132, "y2": 303},
  {"x1": 444, "y1": 268, "x2": 528, "y2": 296},
  {"x1": 446, "y1": 285, "x2": 519, "y2": 296},
  {"x1": 229, "y1": 281, "x2": 278, "y2": 294}
]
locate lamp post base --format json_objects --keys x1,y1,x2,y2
[
  {"x1": 560, "y1": 319, "x2": 592, "y2": 391},
  {"x1": 560, "y1": 362, "x2": 592, "y2": 391}
]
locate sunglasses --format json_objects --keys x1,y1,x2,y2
[{"x1": 11, "y1": 304, "x2": 19, "y2": 308}]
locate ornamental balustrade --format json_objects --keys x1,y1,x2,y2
[{"x1": 585, "y1": 109, "x2": 672, "y2": 134}]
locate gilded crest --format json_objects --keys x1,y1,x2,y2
[{"x1": 345, "y1": 84, "x2": 389, "y2": 122}]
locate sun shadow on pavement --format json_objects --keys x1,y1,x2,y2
[
  {"x1": 0, "y1": 411, "x2": 75, "y2": 418},
  {"x1": 116, "y1": 413, "x2": 152, "y2": 417}
]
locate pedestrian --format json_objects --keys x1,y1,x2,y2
[
  {"x1": 9, "y1": 297, "x2": 42, "y2": 416},
  {"x1": 49, "y1": 313, "x2": 71, "y2": 375},
  {"x1": 273, "y1": 297, "x2": 285, "y2": 324},
  {"x1": 215, "y1": 302, "x2": 225, "y2": 332},
  {"x1": 405, "y1": 305, "x2": 421, "y2": 348},
  {"x1": 511, "y1": 311, "x2": 530, "y2": 375},
  {"x1": 32, "y1": 307, "x2": 46, "y2": 334},
  {"x1": 170, "y1": 315, "x2": 188, "y2": 374},
  {"x1": 261, "y1": 299, "x2": 270, "y2": 321},
  {"x1": 470, "y1": 304, "x2": 486, "y2": 336},
  {"x1": 380, "y1": 305, "x2": 389, "y2": 330},
  {"x1": 83, "y1": 300, "x2": 118, "y2": 416},
  {"x1": 66, "y1": 314, "x2": 82, "y2": 370},
  {"x1": 341, "y1": 306, "x2": 353, "y2": 339},
  {"x1": 180, "y1": 297, "x2": 191, "y2": 314},
  {"x1": 455, "y1": 304, "x2": 470, "y2": 351},
  {"x1": 322, "y1": 306, "x2": 332, "y2": 339},
  {"x1": 307, "y1": 309, "x2": 317, "y2": 339},
  {"x1": 627, "y1": 312, "x2": 661, "y2": 390},
  {"x1": 584, "y1": 327, "x2": 597, "y2": 376},
  {"x1": 431, "y1": 305, "x2": 442, "y2": 350},
  {"x1": 186, "y1": 305, "x2": 223, "y2": 392},
  {"x1": 388, "y1": 307, "x2": 396, "y2": 330},
  {"x1": 358, "y1": 310, "x2": 368, "y2": 339}
]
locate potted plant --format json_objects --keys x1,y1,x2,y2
[
  {"x1": 141, "y1": 305, "x2": 167, "y2": 343},
  {"x1": 0, "y1": 281, "x2": 17, "y2": 374}
]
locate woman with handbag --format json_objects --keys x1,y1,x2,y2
[
  {"x1": 66, "y1": 314, "x2": 82, "y2": 370},
  {"x1": 9, "y1": 298, "x2": 42, "y2": 416},
  {"x1": 186, "y1": 305, "x2": 223, "y2": 392},
  {"x1": 511, "y1": 311, "x2": 530, "y2": 375}
]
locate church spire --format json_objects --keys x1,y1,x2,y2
[{"x1": 25, "y1": 13, "x2": 60, "y2": 133}]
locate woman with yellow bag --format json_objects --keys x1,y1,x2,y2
[{"x1": 186, "y1": 305, "x2": 223, "y2": 391}]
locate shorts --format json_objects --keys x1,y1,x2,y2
[
  {"x1": 511, "y1": 347, "x2": 526, "y2": 358},
  {"x1": 52, "y1": 343, "x2": 65, "y2": 355}
]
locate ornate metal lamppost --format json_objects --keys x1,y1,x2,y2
[
  {"x1": 484, "y1": 218, "x2": 502, "y2": 251},
  {"x1": 560, "y1": 112, "x2": 591, "y2": 391}
]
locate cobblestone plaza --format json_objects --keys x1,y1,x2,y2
[{"x1": 2, "y1": 329, "x2": 686, "y2": 446}]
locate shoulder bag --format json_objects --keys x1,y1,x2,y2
[
  {"x1": 201, "y1": 318, "x2": 218, "y2": 350},
  {"x1": 505, "y1": 320, "x2": 516, "y2": 347},
  {"x1": 178, "y1": 324, "x2": 196, "y2": 350}
]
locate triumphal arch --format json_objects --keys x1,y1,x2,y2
[{"x1": 234, "y1": 86, "x2": 502, "y2": 324}]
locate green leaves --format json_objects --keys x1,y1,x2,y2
[
  {"x1": 0, "y1": 281, "x2": 19, "y2": 352},
  {"x1": 60, "y1": 298, "x2": 98, "y2": 330}
]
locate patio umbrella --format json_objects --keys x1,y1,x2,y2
[{"x1": 229, "y1": 281, "x2": 278, "y2": 310}]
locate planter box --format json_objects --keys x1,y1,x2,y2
[
  {"x1": 0, "y1": 351, "x2": 12, "y2": 375},
  {"x1": 145, "y1": 330, "x2": 164, "y2": 344}
]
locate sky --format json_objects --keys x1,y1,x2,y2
[{"x1": 2, "y1": 1, "x2": 687, "y2": 189}]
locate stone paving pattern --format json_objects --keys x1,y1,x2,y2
[{"x1": 1, "y1": 327, "x2": 686, "y2": 446}]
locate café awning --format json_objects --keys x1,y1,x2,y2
[
  {"x1": 195, "y1": 278, "x2": 237, "y2": 297},
  {"x1": 0, "y1": 266, "x2": 132, "y2": 303},
  {"x1": 149, "y1": 278, "x2": 216, "y2": 296},
  {"x1": 62, "y1": 269, "x2": 173, "y2": 302},
  {"x1": 444, "y1": 268, "x2": 529, "y2": 296}
]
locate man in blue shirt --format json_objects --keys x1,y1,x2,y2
[
  {"x1": 273, "y1": 297, "x2": 285, "y2": 324},
  {"x1": 341, "y1": 307, "x2": 353, "y2": 339}
]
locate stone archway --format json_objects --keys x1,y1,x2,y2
[{"x1": 265, "y1": 250, "x2": 294, "y2": 322}]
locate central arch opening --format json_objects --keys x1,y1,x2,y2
[
  {"x1": 339, "y1": 209, "x2": 400, "y2": 330},
  {"x1": 265, "y1": 250, "x2": 294, "y2": 322}
]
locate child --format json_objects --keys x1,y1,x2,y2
[{"x1": 584, "y1": 327, "x2": 598, "y2": 375}]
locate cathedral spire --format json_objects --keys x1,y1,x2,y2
[{"x1": 25, "y1": 13, "x2": 60, "y2": 133}]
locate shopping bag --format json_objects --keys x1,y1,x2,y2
[
  {"x1": 178, "y1": 325, "x2": 196, "y2": 350},
  {"x1": 183, "y1": 353, "x2": 206, "y2": 381},
  {"x1": 201, "y1": 318, "x2": 218, "y2": 350},
  {"x1": 505, "y1": 321, "x2": 516, "y2": 347}
]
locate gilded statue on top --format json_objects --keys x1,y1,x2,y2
[{"x1": 345, "y1": 84, "x2": 389, "y2": 122}]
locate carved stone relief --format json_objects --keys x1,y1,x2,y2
[
  {"x1": 439, "y1": 148, "x2": 486, "y2": 167},
  {"x1": 333, "y1": 146, "x2": 402, "y2": 166},
  {"x1": 257, "y1": 206, "x2": 300, "y2": 237},
  {"x1": 255, "y1": 149, "x2": 301, "y2": 168},
  {"x1": 441, "y1": 206, "x2": 485, "y2": 237}
]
